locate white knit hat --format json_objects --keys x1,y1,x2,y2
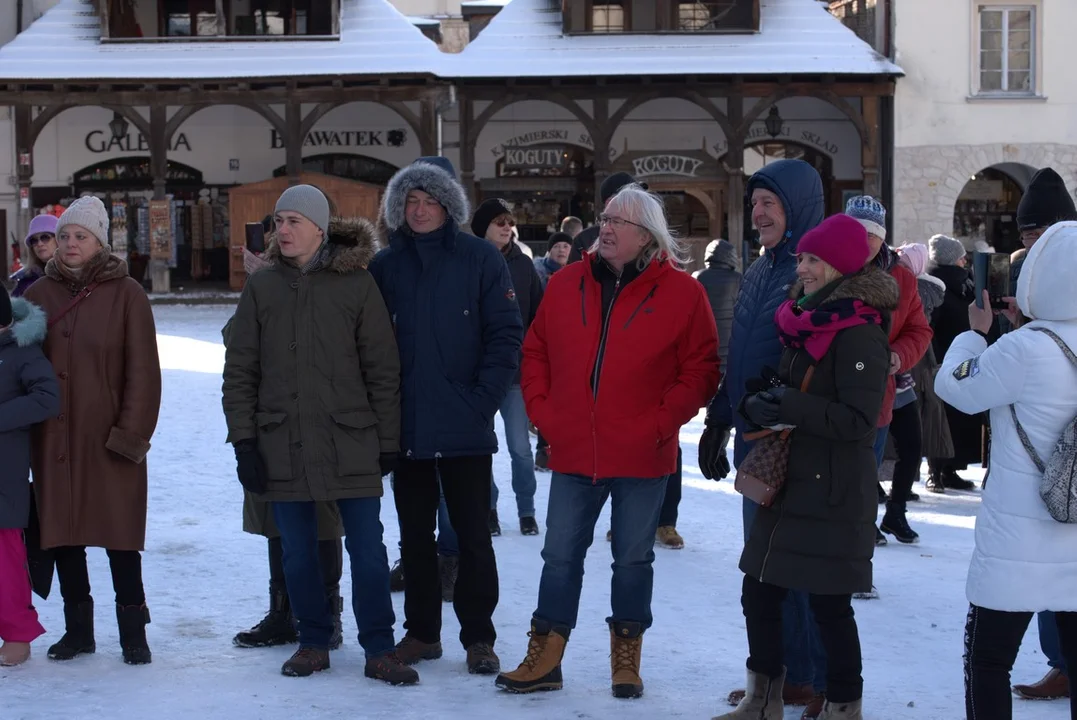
[{"x1": 57, "y1": 196, "x2": 110, "y2": 249}]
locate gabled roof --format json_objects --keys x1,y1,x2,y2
[
  {"x1": 0, "y1": 0, "x2": 445, "y2": 81},
  {"x1": 454, "y1": 0, "x2": 903, "y2": 78}
]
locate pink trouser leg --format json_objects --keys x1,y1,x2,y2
[{"x1": 0, "y1": 528, "x2": 46, "y2": 643}]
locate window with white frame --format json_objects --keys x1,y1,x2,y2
[{"x1": 977, "y1": 5, "x2": 1035, "y2": 94}]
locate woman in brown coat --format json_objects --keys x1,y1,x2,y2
[{"x1": 23, "y1": 195, "x2": 161, "y2": 665}]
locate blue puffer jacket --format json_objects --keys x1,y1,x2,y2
[
  {"x1": 370, "y1": 221, "x2": 522, "y2": 459},
  {"x1": 705, "y1": 159, "x2": 824, "y2": 467}
]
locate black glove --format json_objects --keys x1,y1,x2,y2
[
  {"x1": 379, "y1": 453, "x2": 398, "y2": 478},
  {"x1": 698, "y1": 424, "x2": 732, "y2": 481},
  {"x1": 742, "y1": 387, "x2": 786, "y2": 428},
  {"x1": 234, "y1": 440, "x2": 268, "y2": 495}
]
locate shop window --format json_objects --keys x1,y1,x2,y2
[
  {"x1": 976, "y1": 5, "x2": 1036, "y2": 95},
  {"x1": 233, "y1": 0, "x2": 334, "y2": 36},
  {"x1": 676, "y1": 1, "x2": 758, "y2": 32},
  {"x1": 162, "y1": 0, "x2": 221, "y2": 37},
  {"x1": 593, "y1": 2, "x2": 626, "y2": 33}
]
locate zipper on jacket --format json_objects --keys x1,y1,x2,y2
[
  {"x1": 623, "y1": 284, "x2": 657, "y2": 330},
  {"x1": 578, "y1": 277, "x2": 587, "y2": 327},
  {"x1": 591, "y1": 277, "x2": 622, "y2": 401},
  {"x1": 759, "y1": 501, "x2": 784, "y2": 581}
]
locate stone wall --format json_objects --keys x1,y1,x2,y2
[{"x1": 893, "y1": 143, "x2": 1077, "y2": 243}]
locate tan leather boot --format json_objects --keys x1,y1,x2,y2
[
  {"x1": 1013, "y1": 667, "x2": 1070, "y2": 700},
  {"x1": 610, "y1": 621, "x2": 645, "y2": 698},
  {"x1": 817, "y1": 699, "x2": 863, "y2": 719},
  {"x1": 713, "y1": 668, "x2": 786, "y2": 720},
  {"x1": 0, "y1": 641, "x2": 31, "y2": 666},
  {"x1": 495, "y1": 621, "x2": 568, "y2": 693}
]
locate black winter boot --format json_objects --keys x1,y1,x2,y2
[
  {"x1": 48, "y1": 600, "x2": 96, "y2": 661},
  {"x1": 326, "y1": 585, "x2": 344, "y2": 650},
  {"x1": 389, "y1": 559, "x2": 406, "y2": 592},
  {"x1": 116, "y1": 604, "x2": 152, "y2": 665},
  {"x1": 438, "y1": 554, "x2": 459, "y2": 603},
  {"x1": 318, "y1": 539, "x2": 345, "y2": 650},
  {"x1": 880, "y1": 509, "x2": 920, "y2": 544},
  {"x1": 234, "y1": 538, "x2": 297, "y2": 648}
]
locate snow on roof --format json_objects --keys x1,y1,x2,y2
[
  {"x1": 462, "y1": 1, "x2": 513, "y2": 8},
  {"x1": 454, "y1": 0, "x2": 902, "y2": 78},
  {"x1": 0, "y1": 0, "x2": 445, "y2": 82}
]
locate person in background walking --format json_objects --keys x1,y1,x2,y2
[
  {"x1": 498, "y1": 184, "x2": 718, "y2": 699},
  {"x1": 10, "y1": 215, "x2": 58, "y2": 298},
  {"x1": 927, "y1": 234, "x2": 982, "y2": 492},
  {"x1": 701, "y1": 159, "x2": 828, "y2": 714},
  {"x1": 370, "y1": 156, "x2": 522, "y2": 676},
  {"x1": 560, "y1": 216, "x2": 583, "y2": 239},
  {"x1": 25, "y1": 196, "x2": 162, "y2": 666},
  {"x1": 472, "y1": 198, "x2": 544, "y2": 537},
  {"x1": 694, "y1": 238, "x2": 743, "y2": 370},
  {"x1": 0, "y1": 287, "x2": 59, "y2": 666},
  {"x1": 1006, "y1": 167, "x2": 1077, "y2": 702},
  {"x1": 935, "y1": 221, "x2": 1077, "y2": 720},
  {"x1": 567, "y1": 173, "x2": 647, "y2": 264},
  {"x1": 716, "y1": 214, "x2": 895, "y2": 720},
  {"x1": 533, "y1": 232, "x2": 574, "y2": 471}
]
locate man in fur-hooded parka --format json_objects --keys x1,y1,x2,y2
[
  {"x1": 222, "y1": 207, "x2": 401, "y2": 504},
  {"x1": 369, "y1": 157, "x2": 523, "y2": 460}
]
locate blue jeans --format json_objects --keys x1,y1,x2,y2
[
  {"x1": 535, "y1": 472, "x2": 667, "y2": 632},
  {"x1": 1040, "y1": 611, "x2": 1068, "y2": 672},
  {"x1": 391, "y1": 472, "x2": 458, "y2": 557},
  {"x1": 743, "y1": 497, "x2": 827, "y2": 692},
  {"x1": 874, "y1": 425, "x2": 890, "y2": 467},
  {"x1": 491, "y1": 385, "x2": 538, "y2": 518},
  {"x1": 273, "y1": 498, "x2": 396, "y2": 656}
]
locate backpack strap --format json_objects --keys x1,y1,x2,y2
[{"x1": 1010, "y1": 326, "x2": 1076, "y2": 473}]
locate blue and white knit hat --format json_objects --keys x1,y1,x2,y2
[{"x1": 844, "y1": 195, "x2": 887, "y2": 241}]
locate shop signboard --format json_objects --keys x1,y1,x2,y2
[{"x1": 503, "y1": 147, "x2": 569, "y2": 171}]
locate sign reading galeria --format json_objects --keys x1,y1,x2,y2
[{"x1": 85, "y1": 131, "x2": 193, "y2": 154}]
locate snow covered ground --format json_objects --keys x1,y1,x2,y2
[{"x1": 3, "y1": 305, "x2": 1068, "y2": 719}]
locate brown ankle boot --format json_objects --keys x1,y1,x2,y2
[
  {"x1": 1013, "y1": 667, "x2": 1070, "y2": 700},
  {"x1": 610, "y1": 621, "x2": 644, "y2": 699},
  {"x1": 394, "y1": 635, "x2": 443, "y2": 665},
  {"x1": 495, "y1": 621, "x2": 568, "y2": 693}
]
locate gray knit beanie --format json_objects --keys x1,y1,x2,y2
[
  {"x1": 57, "y1": 195, "x2": 110, "y2": 249},
  {"x1": 275, "y1": 185, "x2": 330, "y2": 237},
  {"x1": 929, "y1": 234, "x2": 967, "y2": 266}
]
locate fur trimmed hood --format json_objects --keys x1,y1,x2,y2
[
  {"x1": 262, "y1": 216, "x2": 380, "y2": 274},
  {"x1": 791, "y1": 265, "x2": 900, "y2": 313},
  {"x1": 44, "y1": 249, "x2": 129, "y2": 289},
  {"x1": 381, "y1": 159, "x2": 470, "y2": 232},
  {"x1": 1, "y1": 298, "x2": 48, "y2": 348}
]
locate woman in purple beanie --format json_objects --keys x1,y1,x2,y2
[{"x1": 9, "y1": 215, "x2": 59, "y2": 298}]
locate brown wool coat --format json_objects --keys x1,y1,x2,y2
[{"x1": 24, "y1": 251, "x2": 162, "y2": 551}]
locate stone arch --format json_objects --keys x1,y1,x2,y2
[
  {"x1": 468, "y1": 93, "x2": 599, "y2": 147},
  {"x1": 606, "y1": 91, "x2": 734, "y2": 148},
  {"x1": 739, "y1": 89, "x2": 869, "y2": 149}
]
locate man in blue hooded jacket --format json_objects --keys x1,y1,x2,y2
[
  {"x1": 369, "y1": 156, "x2": 523, "y2": 676},
  {"x1": 698, "y1": 159, "x2": 828, "y2": 710}
]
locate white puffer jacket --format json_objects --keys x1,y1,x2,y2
[{"x1": 936, "y1": 221, "x2": 1077, "y2": 612}]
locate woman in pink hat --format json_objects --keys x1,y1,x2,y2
[{"x1": 10, "y1": 215, "x2": 59, "y2": 298}]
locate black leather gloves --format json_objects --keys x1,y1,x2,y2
[
  {"x1": 698, "y1": 424, "x2": 732, "y2": 481},
  {"x1": 379, "y1": 453, "x2": 399, "y2": 478},
  {"x1": 234, "y1": 440, "x2": 268, "y2": 495},
  {"x1": 742, "y1": 387, "x2": 787, "y2": 429}
]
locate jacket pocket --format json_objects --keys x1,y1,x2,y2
[
  {"x1": 256, "y1": 412, "x2": 292, "y2": 481},
  {"x1": 329, "y1": 410, "x2": 381, "y2": 477}
]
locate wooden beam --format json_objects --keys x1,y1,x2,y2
[
  {"x1": 0, "y1": 83, "x2": 443, "y2": 107},
  {"x1": 149, "y1": 103, "x2": 171, "y2": 293},
  {"x1": 861, "y1": 94, "x2": 882, "y2": 197},
  {"x1": 215, "y1": 0, "x2": 226, "y2": 36}
]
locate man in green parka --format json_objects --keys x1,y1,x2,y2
[{"x1": 222, "y1": 185, "x2": 415, "y2": 684}]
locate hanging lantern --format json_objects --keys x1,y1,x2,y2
[
  {"x1": 764, "y1": 106, "x2": 784, "y2": 139},
  {"x1": 109, "y1": 111, "x2": 129, "y2": 140}
]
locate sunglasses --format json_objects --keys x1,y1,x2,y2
[
  {"x1": 28, "y1": 233, "x2": 55, "y2": 246},
  {"x1": 493, "y1": 218, "x2": 516, "y2": 228}
]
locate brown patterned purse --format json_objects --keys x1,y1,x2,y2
[{"x1": 734, "y1": 367, "x2": 815, "y2": 508}]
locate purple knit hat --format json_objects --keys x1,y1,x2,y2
[
  {"x1": 796, "y1": 214, "x2": 870, "y2": 276},
  {"x1": 25, "y1": 214, "x2": 58, "y2": 245}
]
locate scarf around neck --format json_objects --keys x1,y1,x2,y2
[{"x1": 775, "y1": 281, "x2": 884, "y2": 362}]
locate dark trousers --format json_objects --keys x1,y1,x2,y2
[
  {"x1": 53, "y1": 546, "x2": 145, "y2": 607},
  {"x1": 741, "y1": 574, "x2": 863, "y2": 704},
  {"x1": 267, "y1": 536, "x2": 343, "y2": 590},
  {"x1": 887, "y1": 399, "x2": 922, "y2": 513},
  {"x1": 394, "y1": 455, "x2": 498, "y2": 648},
  {"x1": 964, "y1": 605, "x2": 1077, "y2": 720},
  {"x1": 658, "y1": 447, "x2": 682, "y2": 527},
  {"x1": 273, "y1": 498, "x2": 396, "y2": 656}
]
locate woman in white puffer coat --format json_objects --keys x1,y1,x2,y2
[{"x1": 935, "y1": 220, "x2": 1077, "y2": 720}]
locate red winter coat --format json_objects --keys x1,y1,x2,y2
[
  {"x1": 879, "y1": 263, "x2": 933, "y2": 427},
  {"x1": 522, "y1": 253, "x2": 720, "y2": 480}
]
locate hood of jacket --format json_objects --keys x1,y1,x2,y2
[
  {"x1": 746, "y1": 159, "x2": 825, "y2": 253},
  {"x1": 381, "y1": 158, "x2": 470, "y2": 233},
  {"x1": 43, "y1": 249, "x2": 129, "y2": 289},
  {"x1": 1017, "y1": 220, "x2": 1077, "y2": 321},
  {"x1": 791, "y1": 265, "x2": 900, "y2": 313},
  {"x1": 0, "y1": 297, "x2": 48, "y2": 348},
  {"x1": 930, "y1": 263, "x2": 970, "y2": 296},
  {"x1": 263, "y1": 216, "x2": 380, "y2": 274},
  {"x1": 704, "y1": 239, "x2": 739, "y2": 271}
]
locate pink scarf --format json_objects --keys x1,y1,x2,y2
[{"x1": 775, "y1": 295, "x2": 884, "y2": 362}]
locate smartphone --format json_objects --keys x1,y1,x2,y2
[
  {"x1": 245, "y1": 222, "x2": 266, "y2": 254},
  {"x1": 973, "y1": 251, "x2": 1011, "y2": 310}
]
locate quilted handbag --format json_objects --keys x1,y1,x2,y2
[{"x1": 734, "y1": 367, "x2": 815, "y2": 508}]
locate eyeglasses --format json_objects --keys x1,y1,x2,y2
[
  {"x1": 599, "y1": 214, "x2": 646, "y2": 231},
  {"x1": 1020, "y1": 228, "x2": 1045, "y2": 244},
  {"x1": 494, "y1": 218, "x2": 516, "y2": 228},
  {"x1": 28, "y1": 233, "x2": 55, "y2": 246}
]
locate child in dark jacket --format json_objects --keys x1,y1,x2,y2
[{"x1": 0, "y1": 286, "x2": 60, "y2": 665}]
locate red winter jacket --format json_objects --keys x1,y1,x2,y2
[
  {"x1": 879, "y1": 263, "x2": 933, "y2": 426},
  {"x1": 522, "y1": 253, "x2": 720, "y2": 480}
]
